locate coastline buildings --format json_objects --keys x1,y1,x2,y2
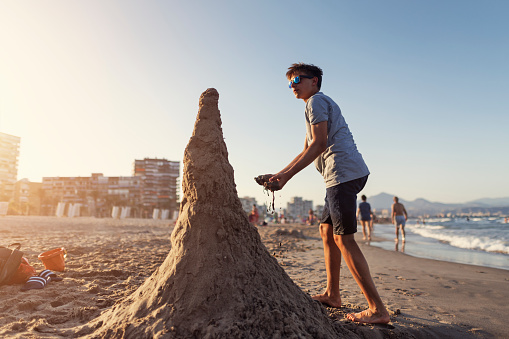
[
  {"x1": 0, "y1": 132, "x2": 21, "y2": 201},
  {"x1": 41, "y1": 174, "x2": 142, "y2": 217},
  {"x1": 40, "y1": 158, "x2": 180, "y2": 218},
  {"x1": 287, "y1": 196, "x2": 313, "y2": 221}
]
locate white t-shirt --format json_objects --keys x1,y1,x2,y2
[{"x1": 305, "y1": 92, "x2": 369, "y2": 188}]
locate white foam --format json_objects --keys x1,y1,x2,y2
[
  {"x1": 425, "y1": 217, "x2": 452, "y2": 223},
  {"x1": 410, "y1": 228, "x2": 509, "y2": 254},
  {"x1": 408, "y1": 223, "x2": 444, "y2": 230}
]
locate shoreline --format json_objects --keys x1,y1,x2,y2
[
  {"x1": 368, "y1": 222, "x2": 509, "y2": 271},
  {"x1": 1, "y1": 216, "x2": 507, "y2": 338}
]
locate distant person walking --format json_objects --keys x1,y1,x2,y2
[
  {"x1": 357, "y1": 195, "x2": 372, "y2": 241},
  {"x1": 391, "y1": 196, "x2": 408, "y2": 243}
]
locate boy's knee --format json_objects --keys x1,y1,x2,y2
[
  {"x1": 319, "y1": 223, "x2": 332, "y2": 239},
  {"x1": 334, "y1": 233, "x2": 356, "y2": 249}
]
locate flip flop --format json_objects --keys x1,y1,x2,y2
[
  {"x1": 39, "y1": 269, "x2": 63, "y2": 282},
  {"x1": 20, "y1": 276, "x2": 48, "y2": 291},
  {"x1": 20, "y1": 270, "x2": 62, "y2": 291}
]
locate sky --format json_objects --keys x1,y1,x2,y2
[{"x1": 1, "y1": 1, "x2": 508, "y2": 209}]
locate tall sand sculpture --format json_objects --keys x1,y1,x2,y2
[{"x1": 81, "y1": 89, "x2": 356, "y2": 338}]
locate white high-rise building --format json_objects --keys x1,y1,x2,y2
[
  {"x1": 0, "y1": 132, "x2": 21, "y2": 200},
  {"x1": 287, "y1": 196, "x2": 313, "y2": 220}
]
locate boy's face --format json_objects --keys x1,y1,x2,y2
[{"x1": 289, "y1": 73, "x2": 319, "y2": 101}]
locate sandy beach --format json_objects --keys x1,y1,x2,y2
[{"x1": 0, "y1": 216, "x2": 507, "y2": 338}]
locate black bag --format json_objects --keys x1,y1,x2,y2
[{"x1": 0, "y1": 243, "x2": 24, "y2": 286}]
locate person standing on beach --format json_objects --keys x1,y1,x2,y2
[
  {"x1": 248, "y1": 204, "x2": 259, "y2": 225},
  {"x1": 264, "y1": 63, "x2": 389, "y2": 324},
  {"x1": 307, "y1": 208, "x2": 316, "y2": 225},
  {"x1": 391, "y1": 196, "x2": 408, "y2": 243},
  {"x1": 357, "y1": 195, "x2": 373, "y2": 241}
]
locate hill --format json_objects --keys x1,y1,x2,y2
[{"x1": 366, "y1": 192, "x2": 509, "y2": 216}]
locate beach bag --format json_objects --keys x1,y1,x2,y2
[
  {"x1": 8, "y1": 257, "x2": 37, "y2": 284},
  {"x1": 0, "y1": 243, "x2": 24, "y2": 286}
]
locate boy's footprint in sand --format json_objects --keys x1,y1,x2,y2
[
  {"x1": 395, "y1": 275, "x2": 417, "y2": 281},
  {"x1": 394, "y1": 288, "x2": 428, "y2": 297},
  {"x1": 449, "y1": 279, "x2": 465, "y2": 285}
]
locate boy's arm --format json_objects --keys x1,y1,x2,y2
[
  {"x1": 277, "y1": 137, "x2": 309, "y2": 174},
  {"x1": 270, "y1": 121, "x2": 327, "y2": 190}
]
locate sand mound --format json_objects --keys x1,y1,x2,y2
[{"x1": 80, "y1": 88, "x2": 354, "y2": 338}]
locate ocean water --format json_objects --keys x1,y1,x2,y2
[{"x1": 369, "y1": 216, "x2": 509, "y2": 271}]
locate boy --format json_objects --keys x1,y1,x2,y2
[{"x1": 266, "y1": 63, "x2": 389, "y2": 324}]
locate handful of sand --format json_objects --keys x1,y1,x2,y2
[{"x1": 254, "y1": 174, "x2": 280, "y2": 191}]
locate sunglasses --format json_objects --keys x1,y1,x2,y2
[{"x1": 288, "y1": 75, "x2": 314, "y2": 88}]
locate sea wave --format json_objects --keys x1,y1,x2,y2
[
  {"x1": 409, "y1": 223, "x2": 444, "y2": 230},
  {"x1": 424, "y1": 218, "x2": 451, "y2": 223},
  {"x1": 409, "y1": 228, "x2": 509, "y2": 254}
]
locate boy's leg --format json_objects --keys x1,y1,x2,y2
[
  {"x1": 312, "y1": 223, "x2": 342, "y2": 308},
  {"x1": 326, "y1": 176, "x2": 389, "y2": 323},
  {"x1": 334, "y1": 234, "x2": 390, "y2": 324},
  {"x1": 395, "y1": 223, "x2": 400, "y2": 242}
]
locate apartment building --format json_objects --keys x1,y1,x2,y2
[
  {"x1": 134, "y1": 158, "x2": 180, "y2": 215},
  {"x1": 286, "y1": 196, "x2": 313, "y2": 220},
  {"x1": 0, "y1": 132, "x2": 21, "y2": 200},
  {"x1": 12, "y1": 179, "x2": 42, "y2": 215},
  {"x1": 90, "y1": 173, "x2": 141, "y2": 205}
]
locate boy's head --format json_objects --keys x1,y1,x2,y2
[
  {"x1": 286, "y1": 63, "x2": 323, "y2": 90},
  {"x1": 361, "y1": 195, "x2": 367, "y2": 201}
]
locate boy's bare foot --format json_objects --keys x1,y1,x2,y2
[
  {"x1": 311, "y1": 293, "x2": 342, "y2": 308},
  {"x1": 346, "y1": 308, "x2": 390, "y2": 324}
]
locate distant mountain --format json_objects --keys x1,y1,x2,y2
[
  {"x1": 365, "y1": 192, "x2": 509, "y2": 216},
  {"x1": 466, "y1": 197, "x2": 509, "y2": 207},
  {"x1": 365, "y1": 192, "x2": 395, "y2": 210}
]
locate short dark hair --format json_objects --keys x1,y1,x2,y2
[
  {"x1": 361, "y1": 195, "x2": 367, "y2": 201},
  {"x1": 286, "y1": 63, "x2": 323, "y2": 90}
]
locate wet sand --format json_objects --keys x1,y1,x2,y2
[{"x1": 0, "y1": 216, "x2": 507, "y2": 338}]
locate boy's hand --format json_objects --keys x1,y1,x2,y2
[
  {"x1": 268, "y1": 173, "x2": 290, "y2": 191},
  {"x1": 254, "y1": 174, "x2": 282, "y2": 191},
  {"x1": 254, "y1": 174, "x2": 273, "y2": 186}
]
